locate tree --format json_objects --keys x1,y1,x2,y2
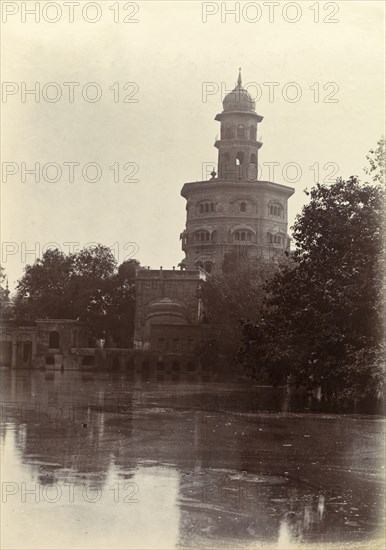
[
  {"x1": 14, "y1": 246, "x2": 141, "y2": 344},
  {"x1": 14, "y1": 249, "x2": 74, "y2": 321},
  {"x1": 0, "y1": 266, "x2": 11, "y2": 318},
  {"x1": 107, "y1": 259, "x2": 141, "y2": 347},
  {"x1": 69, "y1": 245, "x2": 118, "y2": 332},
  {"x1": 364, "y1": 136, "x2": 385, "y2": 185},
  {"x1": 239, "y1": 175, "x2": 384, "y2": 400},
  {"x1": 200, "y1": 257, "x2": 282, "y2": 375}
]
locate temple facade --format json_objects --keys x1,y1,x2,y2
[
  {"x1": 180, "y1": 70, "x2": 294, "y2": 274},
  {"x1": 0, "y1": 71, "x2": 294, "y2": 379}
]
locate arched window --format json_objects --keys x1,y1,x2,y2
[
  {"x1": 270, "y1": 204, "x2": 283, "y2": 218},
  {"x1": 250, "y1": 153, "x2": 256, "y2": 165},
  {"x1": 198, "y1": 202, "x2": 214, "y2": 215},
  {"x1": 141, "y1": 360, "x2": 149, "y2": 370},
  {"x1": 269, "y1": 233, "x2": 284, "y2": 245},
  {"x1": 211, "y1": 230, "x2": 217, "y2": 243},
  {"x1": 240, "y1": 201, "x2": 246, "y2": 212},
  {"x1": 49, "y1": 331, "x2": 60, "y2": 349},
  {"x1": 204, "y1": 262, "x2": 212, "y2": 273},
  {"x1": 236, "y1": 152, "x2": 244, "y2": 165},
  {"x1": 127, "y1": 360, "x2": 135, "y2": 371},
  {"x1": 187, "y1": 337, "x2": 194, "y2": 351},
  {"x1": 234, "y1": 230, "x2": 252, "y2": 242},
  {"x1": 141, "y1": 360, "x2": 150, "y2": 380},
  {"x1": 250, "y1": 126, "x2": 256, "y2": 141},
  {"x1": 237, "y1": 124, "x2": 244, "y2": 138},
  {"x1": 225, "y1": 126, "x2": 232, "y2": 139},
  {"x1": 195, "y1": 231, "x2": 210, "y2": 242},
  {"x1": 172, "y1": 360, "x2": 180, "y2": 372}
]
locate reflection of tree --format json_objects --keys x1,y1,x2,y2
[
  {"x1": 2, "y1": 371, "x2": 383, "y2": 547},
  {"x1": 2, "y1": 371, "x2": 136, "y2": 487}
]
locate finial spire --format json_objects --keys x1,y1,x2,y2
[{"x1": 237, "y1": 67, "x2": 242, "y2": 86}]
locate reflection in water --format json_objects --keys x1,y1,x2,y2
[
  {"x1": 278, "y1": 497, "x2": 325, "y2": 548},
  {"x1": 318, "y1": 494, "x2": 325, "y2": 520},
  {"x1": 0, "y1": 369, "x2": 385, "y2": 549}
]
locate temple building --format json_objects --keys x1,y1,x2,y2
[
  {"x1": 180, "y1": 69, "x2": 294, "y2": 274},
  {"x1": 0, "y1": 71, "x2": 294, "y2": 379},
  {"x1": 133, "y1": 267, "x2": 207, "y2": 351}
]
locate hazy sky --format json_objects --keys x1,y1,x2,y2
[{"x1": 1, "y1": 0, "x2": 385, "y2": 290}]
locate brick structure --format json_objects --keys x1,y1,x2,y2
[
  {"x1": 180, "y1": 70, "x2": 294, "y2": 274},
  {"x1": 133, "y1": 268, "x2": 206, "y2": 350}
]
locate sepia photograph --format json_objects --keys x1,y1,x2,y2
[{"x1": 0, "y1": 1, "x2": 385, "y2": 549}]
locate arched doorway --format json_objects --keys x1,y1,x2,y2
[{"x1": 49, "y1": 331, "x2": 60, "y2": 349}]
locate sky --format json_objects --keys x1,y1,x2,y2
[{"x1": 1, "y1": 0, "x2": 385, "y2": 291}]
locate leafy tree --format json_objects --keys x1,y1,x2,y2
[
  {"x1": 200, "y1": 257, "x2": 282, "y2": 374},
  {"x1": 108, "y1": 259, "x2": 141, "y2": 347},
  {"x1": 238, "y1": 175, "x2": 384, "y2": 400},
  {"x1": 14, "y1": 246, "x2": 141, "y2": 344},
  {"x1": 364, "y1": 136, "x2": 385, "y2": 184},
  {"x1": 0, "y1": 266, "x2": 11, "y2": 318},
  {"x1": 69, "y1": 245, "x2": 118, "y2": 332},
  {"x1": 15, "y1": 249, "x2": 74, "y2": 320}
]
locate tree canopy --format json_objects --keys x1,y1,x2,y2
[
  {"x1": 14, "y1": 245, "x2": 141, "y2": 346},
  {"x1": 238, "y1": 175, "x2": 384, "y2": 400}
]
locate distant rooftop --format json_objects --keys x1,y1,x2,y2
[{"x1": 136, "y1": 268, "x2": 206, "y2": 281}]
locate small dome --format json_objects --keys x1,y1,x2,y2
[
  {"x1": 223, "y1": 69, "x2": 255, "y2": 112},
  {"x1": 146, "y1": 297, "x2": 187, "y2": 322}
]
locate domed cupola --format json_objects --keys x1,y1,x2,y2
[
  {"x1": 214, "y1": 69, "x2": 263, "y2": 182},
  {"x1": 223, "y1": 69, "x2": 256, "y2": 113},
  {"x1": 146, "y1": 297, "x2": 187, "y2": 324}
]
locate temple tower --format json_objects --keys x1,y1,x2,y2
[
  {"x1": 215, "y1": 69, "x2": 263, "y2": 182},
  {"x1": 180, "y1": 70, "x2": 294, "y2": 274}
]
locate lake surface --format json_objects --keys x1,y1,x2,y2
[{"x1": 1, "y1": 368, "x2": 384, "y2": 549}]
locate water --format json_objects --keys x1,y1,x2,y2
[{"x1": 1, "y1": 368, "x2": 384, "y2": 549}]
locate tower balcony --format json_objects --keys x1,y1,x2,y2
[{"x1": 214, "y1": 139, "x2": 263, "y2": 150}]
